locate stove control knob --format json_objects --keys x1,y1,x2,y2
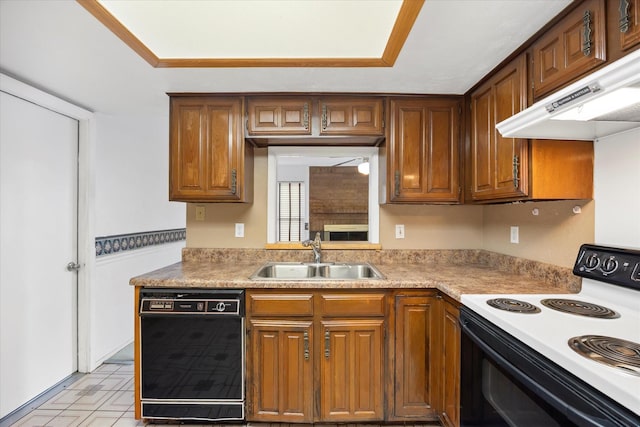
[
  {"x1": 601, "y1": 257, "x2": 619, "y2": 275},
  {"x1": 584, "y1": 253, "x2": 600, "y2": 270}
]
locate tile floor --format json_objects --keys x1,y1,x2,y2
[
  {"x1": 8, "y1": 362, "x2": 441, "y2": 427},
  {"x1": 8, "y1": 363, "x2": 144, "y2": 427}
]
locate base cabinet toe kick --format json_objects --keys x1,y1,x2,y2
[{"x1": 135, "y1": 288, "x2": 462, "y2": 426}]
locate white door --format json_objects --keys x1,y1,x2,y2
[{"x1": 0, "y1": 91, "x2": 78, "y2": 417}]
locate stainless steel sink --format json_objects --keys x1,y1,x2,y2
[{"x1": 249, "y1": 262, "x2": 384, "y2": 280}]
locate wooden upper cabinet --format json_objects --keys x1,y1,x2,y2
[
  {"x1": 169, "y1": 96, "x2": 252, "y2": 202},
  {"x1": 620, "y1": 0, "x2": 640, "y2": 50},
  {"x1": 388, "y1": 98, "x2": 461, "y2": 203},
  {"x1": 319, "y1": 97, "x2": 384, "y2": 136},
  {"x1": 470, "y1": 54, "x2": 593, "y2": 203},
  {"x1": 246, "y1": 97, "x2": 312, "y2": 135},
  {"x1": 470, "y1": 54, "x2": 529, "y2": 202},
  {"x1": 531, "y1": 0, "x2": 606, "y2": 99}
]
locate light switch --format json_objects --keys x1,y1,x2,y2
[
  {"x1": 235, "y1": 223, "x2": 245, "y2": 238},
  {"x1": 395, "y1": 224, "x2": 405, "y2": 239}
]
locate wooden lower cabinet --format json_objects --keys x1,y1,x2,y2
[
  {"x1": 246, "y1": 289, "x2": 461, "y2": 425},
  {"x1": 248, "y1": 320, "x2": 314, "y2": 423},
  {"x1": 391, "y1": 293, "x2": 439, "y2": 420},
  {"x1": 320, "y1": 319, "x2": 384, "y2": 421},
  {"x1": 439, "y1": 296, "x2": 461, "y2": 427}
]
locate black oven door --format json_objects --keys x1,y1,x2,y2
[{"x1": 459, "y1": 307, "x2": 640, "y2": 427}]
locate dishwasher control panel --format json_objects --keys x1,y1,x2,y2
[{"x1": 139, "y1": 289, "x2": 244, "y2": 315}]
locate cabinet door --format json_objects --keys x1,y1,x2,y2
[
  {"x1": 620, "y1": 0, "x2": 640, "y2": 50},
  {"x1": 440, "y1": 300, "x2": 460, "y2": 427},
  {"x1": 388, "y1": 98, "x2": 461, "y2": 203},
  {"x1": 248, "y1": 320, "x2": 314, "y2": 423},
  {"x1": 470, "y1": 55, "x2": 529, "y2": 201},
  {"x1": 319, "y1": 98, "x2": 384, "y2": 135},
  {"x1": 247, "y1": 97, "x2": 311, "y2": 135},
  {"x1": 393, "y1": 295, "x2": 438, "y2": 419},
  {"x1": 169, "y1": 96, "x2": 248, "y2": 202},
  {"x1": 532, "y1": 0, "x2": 606, "y2": 99},
  {"x1": 320, "y1": 319, "x2": 384, "y2": 422}
]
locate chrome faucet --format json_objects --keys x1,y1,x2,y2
[{"x1": 302, "y1": 232, "x2": 322, "y2": 264}]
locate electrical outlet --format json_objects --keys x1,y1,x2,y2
[
  {"x1": 510, "y1": 226, "x2": 519, "y2": 244},
  {"x1": 395, "y1": 224, "x2": 405, "y2": 239},
  {"x1": 235, "y1": 223, "x2": 245, "y2": 238},
  {"x1": 195, "y1": 206, "x2": 205, "y2": 221}
]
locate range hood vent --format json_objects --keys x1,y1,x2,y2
[{"x1": 497, "y1": 49, "x2": 640, "y2": 141}]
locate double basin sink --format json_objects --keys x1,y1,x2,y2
[{"x1": 250, "y1": 262, "x2": 384, "y2": 281}]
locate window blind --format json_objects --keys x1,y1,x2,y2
[{"x1": 278, "y1": 181, "x2": 305, "y2": 241}]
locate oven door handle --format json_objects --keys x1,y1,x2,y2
[{"x1": 460, "y1": 320, "x2": 615, "y2": 427}]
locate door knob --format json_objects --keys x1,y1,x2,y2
[{"x1": 66, "y1": 262, "x2": 81, "y2": 272}]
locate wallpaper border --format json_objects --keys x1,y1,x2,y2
[{"x1": 95, "y1": 228, "x2": 186, "y2": 257}]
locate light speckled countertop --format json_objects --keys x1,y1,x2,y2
[{"x1": 130, "y1": 249, "x2": 581, "y2": 302}]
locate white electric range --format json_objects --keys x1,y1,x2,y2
[{"x1": 460, "y1": 244, "x2": 640, "y2": 426}]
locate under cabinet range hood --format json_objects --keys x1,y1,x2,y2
[{"x1": 497, "y1": 49, "x2": 640, "y2": 141}]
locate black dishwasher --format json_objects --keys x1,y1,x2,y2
[{"x1": 139, "y1": 288, "x2": 245, "y2": 422}]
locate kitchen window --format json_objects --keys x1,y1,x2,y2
[{"x1": 267, "y1": 146, "x2": 380, "y2": 244}]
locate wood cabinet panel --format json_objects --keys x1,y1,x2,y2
[
  {"x1": 319, "y1": 97, "x2": 384, "y2": 135},
  {"x1": 470, "y1": 54, "x2": 528, "y2": 202},
  {"x1": 248, "y1": 320, "x2": 314, "y2": 423},
  {"x1": 320, "y1": 319, "x2": 384, "y2": 422},
  {"x1": 620, "y1": 0, "x2": 640, "y2": 50},
  {"x1": 319, "y1": 293, "x2": 386, "y2": 317},
  {"x1": 247, "y1": 97, "x2": 311, "y2": 135},
  {"x1": 388, "y1": 98, "x2": 461, "y2": 203},
  {"x1": 169, "y1": 96, "x2": 251, "y2": 202},
  {"x1": 529, "y1": 139, "x2": 593, "y2": 199},
  {"x1": 440, "y1": 299, "x2": 460, "y2": 427},
  {"x1": 248, "y1": 293, "x2": 314, "y2": 317},
  {"x1": 532, "y1": 0, "x2": 606, "y2": 99},
  {"x1": 393, "y1": 295, "x2": 438, "y2": 419}
]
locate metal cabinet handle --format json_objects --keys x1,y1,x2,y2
[
  {"x1": 303, "y1": 103, "x2": 310, "y2": 130},
  {"x1": 231, "y1": 169, "x2": 237, "y2": 195},
  {"x1": 394, "y1": 170, "x2": 401, "y2": 197},
  {"x1": 321, "y1": 105, "x2": 328, "y2": 130},
  {"x1": 620, "y1": 0, "x2": 631, "y2": 33},
  {"x1": 324, "y1": 329, "x2": 330, "y2": 358},
  {"x1": 582, "y1": 9, "x2": 593, "y2": 56},
  {"x1": 512, "y1": 155, "x2": 520, "y2": 189},
  {"x1": 303, "y1": 330, "x2": 310, "y2": 361}
]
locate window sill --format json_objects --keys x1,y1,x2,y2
[{"x1": 265, "y1": 242, "x2": 382, "y2": 250}]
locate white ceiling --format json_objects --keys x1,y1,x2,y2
[
  {"x1": 0, "y1": 0, "x2": 572, "y2": 116},
  {"x1": 97, "y1": 0, "x2": 403, "y2": 59}
]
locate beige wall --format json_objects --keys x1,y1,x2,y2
[
  {"x1": 379, "y1": 204, "x2": 483, "y2": 249},
  {"x1": 482, "y1": 200, "x2": 594, "y2": 268},
  {"x1": 185, "y1": 148, "x2": 595, "y2": 267},
  {"x1": 186, "y1": 149, "x2": 269, "y2": 248}
]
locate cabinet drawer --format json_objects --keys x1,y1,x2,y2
[
  {"x1": 320, "y1": 293, "x2": 386, "y2": 317},
  {"x1": 248, "y1": 293, "x2": 314, "y2": 317}
]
